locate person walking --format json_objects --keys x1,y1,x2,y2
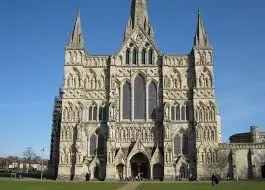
[{"x1": 211, "y1": 173, "x2": 220, "y2": 189}]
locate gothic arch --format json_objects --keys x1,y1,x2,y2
[
  {"x1": 126, "y1": 150, "x2": 151, "y2": 168},
  {"x1": 142, "y1": 48, "x2": 146, "y2": 65},
  {"x1": 88, "y1": 102, "x2": 98, "y2": 121},
  {"x1": 148, "y1": 81, "x2": 157, "y2": 120},
  {"x1": 134, "y1": 74, "x2": 146, "y2": 120},
  {"x1": 88, "y1": 69, "x2": 97, "y2": 89},
  {"x1": 84, "y1": 74, "x2": 90, "y2": 89},
  {"x1": 132, "y1": 48, "x2": 138, "y2": 65},
  {"x1": 66, "y1": 74, "x2": 73, "y2": 88},
  {"x1": 208, "y1": 101, "x2": 216, "y2": 121},
  {"x1": 122, "y1": 81, "x2": 131, "y2": 120},
  {"x1": 98, "y1": 75, "x2": 105, "y2": 89},
  {"x1": 132, "y1": 71, "x2": 147, "y2": 82},
  {"x1": 148, "y1": 48, "x2": 154, "y2": 65},
  {"x1": 72, "y1": 67, "x2": 81, "y2": 88},
  {"x1": 181, "y1": 105, "x2": 186, "y2": 120},
  {"x1": 198, "y1": 102, "x2": 205, "y2": 121},
  {"x1": 126, "y1": 48, "x2": 130, "y2": 65}
]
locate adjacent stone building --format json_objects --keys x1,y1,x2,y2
[{"x1": 48, "y1": 0, "x2": 265, "y2": 180}]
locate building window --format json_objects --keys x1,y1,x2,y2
[
  {"x1": 148, "y1": 49, "x2": 153, "y2": 65},
  {"x1": 123, "y1": 82, "x2": 131, "y2": 120},
  {"x1": 88, "y1": 103, "x2": 98, "y2": 121},
  {"x1": 181, "y1": 106, "x2": 186, "y2": 120},
  {"x1": 126, "y1": 49, "x2": 130, "y2": 65},
  {"x1": 93, "y1": 106, "x2": 97, "y2": 121},
  {"x1": 148, "y1": 81, "x2": 157, "y2": 119},
  {"x1": 142, "y1": 49, "x2": 146, "y2": 65},
  {"x1": 133, "y1": 48, "x2": 138, "y2": 65},
  {"x1": 134, "y1": 74, "x2": 146, "y2": 119},
  {"x1": 176, "y1": 105, "x2": 180, "y2": 120}
]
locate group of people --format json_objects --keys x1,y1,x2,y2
[{"x1": 122, "y1": 172, "x2": 144, "y2": 181}]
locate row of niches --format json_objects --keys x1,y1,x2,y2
[
  {"x1": 65, "y1": 71, "x2": 105, "y2": 90},
  {"x1": 109, "y1": 125, "x2": 163, "y2": 143},
  {"x1": 164, "y1": 56, "x2": 189, "y2": 67},
  {"x1": 198, "y1": 151, "x2": 218, "y2": 164},
  {"x1": 194, "y1": 102, "x2": 216, "y2": 122},
  {"x1": 196, "y1": 127, "x2": 218, "y2": 142},
  {"x1": 122, "y1": 48, "x2": 155, "y2": 65},
  {"x1": 62, "y1": 104, "x2": 107, "y2": 123},
  {"x1": 164, "y1": 104, "x2": 190, "y2": 121},
  {"x1": 195, "y1": 51, "x2": 213, "y2": 65},
  {"x1": 65, "y1": 50, "x2": 108, "y2": 67}
]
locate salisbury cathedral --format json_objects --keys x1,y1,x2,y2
[{"x1": 49, "y1": 0, "x2": 265, "y2": 181}]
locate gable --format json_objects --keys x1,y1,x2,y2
[{"x1": 115, "y1": 26, "x2": 161, "y2": 57}]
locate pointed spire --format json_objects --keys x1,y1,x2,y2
[
  {"x1": 124, "y1": 0, "x2": 153, "y2": 39},
  {"x1": 194, "y1": 9, "x2": 211, "y2": 48},
  {"x1": 67, "y1": 9, "x2": 84, "y2": 49}
]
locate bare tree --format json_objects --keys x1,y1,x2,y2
[
  {"x1": 204, "y1": 151, "x2": 229, "y2": 179},
  {"x1": 23, "y1": 147, "x2": 36, "y2": 171}
]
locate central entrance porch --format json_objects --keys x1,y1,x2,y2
[{"x1": 129, "y1": 152, "x2": 150, "y2": 179}]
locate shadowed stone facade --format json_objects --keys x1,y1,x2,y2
[{"x1": 48, "y1": 0, "x2": 265, "y2": 181}]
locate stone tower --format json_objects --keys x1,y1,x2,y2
[{"x1": 191, "y1": 10, "x2": 221, "y2": 178}]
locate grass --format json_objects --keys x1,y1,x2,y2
[
  {"x1": 1, "y1": 180, "x2": 265, "y2": 190},
  {"x1": 0, "y1": 180, "x2": 124, "y2": 190},
  {"x1": 137, "y1": 181, "x2": 265, "y2": 190}
]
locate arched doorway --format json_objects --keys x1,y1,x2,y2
[
  {"x1": 130, "y1": 152, "x2": 150, "y2": 179},
  {"x1": 153, "y1": 163, "x2": 163, "y2": 180},
  {"x1": 116, "y1": 164, "x2": 125, "y2": 180},
  {"x1": 262, "y1": 165, "x2": 265, "y2": 178},
  {"x1": 179, "y1": 164, "x2": 188, "y2": 179}
]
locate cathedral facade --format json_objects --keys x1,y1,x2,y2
[{"x1": 49, "y1": 0, "x2": 265, "y2": 181}]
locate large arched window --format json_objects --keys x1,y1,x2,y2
[
  {"x1": 174, "y1": 134, "x2": 181, "y2": 155},
  {"x1": 133, "y1": 48, "x2": 138, "y2": 65},
  {"x1": 148, "y1": 81, "x2": 157, "y2": 119},
  {"x1": 123, "y1": 82, "x2": 131, "y2": 120},
  {"x1": 134, "y1": 74, "x2": 146, "y2": 119},
  {"x1": 126, "y1": 49, "x2": 130, "y2": 65},
  {"x1": 148, "y1": 49, "x2": 153, "y2": 65},
  {"x1": 142, "y1": 49, "x2": 146, "y2": 65},
  {"x1": 90, "y1": 134, "x2": 97, "y2": 155}
]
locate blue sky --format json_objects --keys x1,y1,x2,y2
[{"x1": 0, "y1": 0, "x2": 265, "y2": 158}]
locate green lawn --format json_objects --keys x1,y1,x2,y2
[
  {"x1": 0, "y1": 180, "x2": 124, "y2": 190},
  {"x1": 1, "y1": 180, "x2": 265, "y2": 190},
  {"x1": 137, "y1": 182, "x2": 265, "y2": 190}
]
